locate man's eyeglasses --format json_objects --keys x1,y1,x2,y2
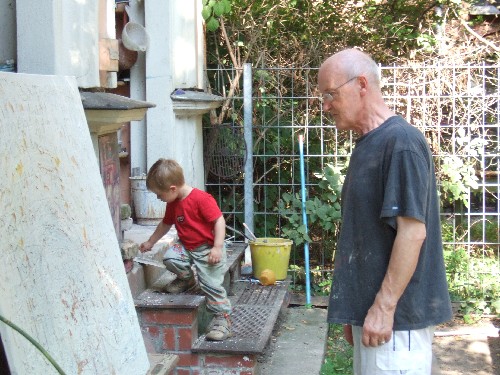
[{"x1": 320, "y1": 76, "x2": 359, "y2": 103}]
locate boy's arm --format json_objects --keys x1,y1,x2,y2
[
  {"x1": 140, "y1": 221, "x2": 172, "y2": 253},
  {"x1": 208, "y1": 215, "x2": 226, "y2": 264}
]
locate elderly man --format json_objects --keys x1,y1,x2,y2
[{"x1": 318, "y1": 48, "x2": 452, "y2": 374}]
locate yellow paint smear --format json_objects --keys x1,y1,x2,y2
[{"x1": 15, "y1": 162, "x2": 23, "y2": 175}]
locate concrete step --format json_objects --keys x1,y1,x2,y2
[{"x1": 147, "y1": 353, "x2": 178, "y2": 375}]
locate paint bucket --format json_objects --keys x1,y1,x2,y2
[
  {"x1": 249, "y1": 238, "x2": 293, "y2": 280},
  {"x1": 130, "y1": 176, "x2": 165, "y2": 225}
]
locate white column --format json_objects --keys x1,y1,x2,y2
[
  {"x1": 144, "y1": 0, "x2": 174, "y2": 170},
  {"x1": 170, "y1": 1, "x2": 205, "y2": 189},
  {"x1": 128, "y1": 1, "x2": 148, "y2": 176},
  {"x1": 144, "y1": 0, "x2": 205, "y2": 189},
  {"x1": 0, "y1": 73, "x2": 149, "y2": 375},
  {"x1": 16, "y1": 0, "x2": 100, "y2": 88}
]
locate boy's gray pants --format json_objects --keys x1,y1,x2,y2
[{"x1": 163, "y1": 242, "x2": 232, "y2": 315}]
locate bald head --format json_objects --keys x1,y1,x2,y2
[
  {"x1": 318, "y1": 49, "x2": 394, "y2": 134},
  {"x1": 319, "y1": 49, "x2": 381, "y2": 89}
]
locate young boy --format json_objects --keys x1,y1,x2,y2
[{"x1": 139, "y1": 159, "x2": 232, "y2": 341}]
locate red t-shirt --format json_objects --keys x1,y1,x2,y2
[{"x1": 162, "y1": 188, "x2": 222, "y2": 250}]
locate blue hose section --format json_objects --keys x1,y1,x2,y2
[{"x1": 298, "y1": 135, "x2": 312, "y2": 306}]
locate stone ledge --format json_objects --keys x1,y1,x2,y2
[
  {"x1": 147, "y1": 353, "x2": 178, "y2": 375},
  {"x1": 135, "y1": 289, "x2": 206, "y2": 309}
]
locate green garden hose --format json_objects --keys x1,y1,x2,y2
[{"x1": 0, "y1": 314, "x2": 66, "y2": 375}]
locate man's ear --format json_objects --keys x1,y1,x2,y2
[{"x1": 358, "y1": 75, "x2": 369, "y2": 95}]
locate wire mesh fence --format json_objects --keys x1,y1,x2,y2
[{"x1": 204, "y1": 63, "x2": 499, "y2": 305}]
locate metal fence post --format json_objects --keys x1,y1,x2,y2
[{"x1": 244, "y1": 63, "x2": 254, "y2": 234}]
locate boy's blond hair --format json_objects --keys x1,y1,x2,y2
[{"x1": 146, "y1": 159, "x2": 185, "y2": 191}]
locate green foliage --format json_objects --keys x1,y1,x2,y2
[
  {"x1": 204, "y1": 0, "x2": 479, "y2": 67},
  {"x1": 441, "y1": 218, "x2": 499, "y2": 315},
  {"x1": 443, "y1": 247, "x2": 499, "y2": 315},
  {"x1": 288, "y1": 265, "x2": 333, "y2": 296},
  {"x1": 203, "y1": 0, "x2": 499, "y2": 319},
  {"x1": 276, "y1": 163, "x2": 344, "y2": 247},
  {"x1": 440, "y1": 156, "x2": 479, "y2": 208},
  {"x1": 438, "y1": 127, "x2": 484, "y2": 208},
  {"x1": 321, "y1": 324, "x2": 353, "y2": 375},
  {"x1": 202, "y1": 0, "x2": 231, "y2": 31},
  {"x1": 469, "y1": 217, "x2": 499, "y2": 243},
  {"x1": 311, "y1": 267, "x2": 333, "y2": 296}
]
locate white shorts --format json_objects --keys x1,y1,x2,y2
[{"x1": 352, "y1": 325, "x2": 434, "y2": 375}]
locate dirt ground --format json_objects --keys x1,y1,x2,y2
[
  {"x1": 433, "y1": 316, "x2": 499, "y2": 375},
  {"x1": 257, "y1": 310, "x2": 500, "y2": 375}
]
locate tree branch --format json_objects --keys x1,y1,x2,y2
[{"x1": 456, "y1": 11, "x2": 500, "y2": 53}]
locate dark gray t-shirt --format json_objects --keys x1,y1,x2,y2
[{"x1": 327, "y1": 116, "x2": 452, "y2": 330}]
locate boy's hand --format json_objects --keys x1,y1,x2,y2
[
  {"x1": 208, "y1": 247, "x2": 222, "y2": 264},
  {"x1": 139, "y1": 241, "x2": 153, "y2": 253}
]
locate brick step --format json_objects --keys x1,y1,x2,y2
[
  {"x1": 135, "y1": 283, "x2": 291, "y2": 374},
  {"x1": 135, "y1": 291, "x2": 206, "y2": 373},
  {"x1": 135, "y1": 242, "x2": 262, "y2": 374}
]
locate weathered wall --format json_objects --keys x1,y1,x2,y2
[{"x1": 0, "y1": 72, "x2": 149, "y2": 374}]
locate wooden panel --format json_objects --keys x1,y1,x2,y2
[{"x1": 99, "y1": 38, "x2": 119, "y2": 71}]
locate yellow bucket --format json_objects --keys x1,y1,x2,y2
[{"x1": 249, "y1": 238, "x2": 293, "y2": 280}]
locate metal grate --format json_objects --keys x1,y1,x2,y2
[
  {"x1": 236, "y1": 284, "x2": 283, "y2": 306},
  {"x1": 231, "y1": 305, "x2": 273, "y2": 338},
  {"x1": 191, "y1": 282, "x2": 289, "y2": 354}
]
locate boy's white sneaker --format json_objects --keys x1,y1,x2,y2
[
  {"x1": 165, "y1": 277, "x2": 197, "y2": 293},
  {"x1": 205, "y1": 313, "x2": 232, "y2": 341}
]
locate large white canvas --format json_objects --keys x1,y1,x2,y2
[{"x1": 0, "y1": 72, "x2": 148, "y2": 374}]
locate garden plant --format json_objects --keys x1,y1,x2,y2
[{"x1": 201, "y1": 3, "x2": 500, "y2": 371}]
